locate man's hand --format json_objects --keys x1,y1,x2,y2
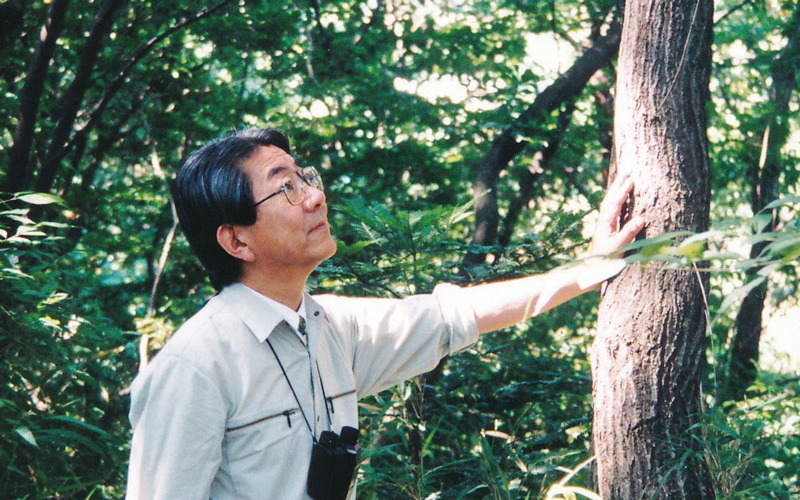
[
  {"x1": 588, "y1": 174, "x2": 645, "y2": 259},
  {"x1": 462, "y1": 173, "x2": 647, "y2": 334}
]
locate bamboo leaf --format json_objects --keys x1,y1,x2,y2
[
  {"x1": 762, "y1": 195, "x2": 800, "y2": 211},
  {"x1": 16, "y1": 193, "x2": 63, "y2": 206},
  {"x1": 15, "y1": 427, "x2": 37, "y2": 447}
]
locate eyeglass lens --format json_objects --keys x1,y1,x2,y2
[{"x1": 284, "y1": 167, "x2": 323, "y2": 206}]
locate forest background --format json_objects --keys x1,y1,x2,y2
[{"x1": 1, "y1": 0, "x2": 799, "y2": 498}]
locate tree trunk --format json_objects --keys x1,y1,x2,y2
[
  {"x1": 496, "y1": 102, "x2": 575, "y2": 250},
  {"x1": 727, "y1": 4, "x2": 800, "y2": 400},
  {"x1": 34, "y1": 0, "x2": 127, "y2": 197},
  {"x1": 463, "y1": 22, "x2": 622, "y2": 269},
  {"x1": 591, "y1": 1, "x2": 716, "y2": 499},
  {"x1": 4, "y1": 0, "x2": 70, "y2": 195}
]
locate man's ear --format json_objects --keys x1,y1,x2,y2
[{"x1": 216, "y1": 224, "x2": 256, "y2": 262}]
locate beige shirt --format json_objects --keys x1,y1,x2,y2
[
  {"x1": 239, "y1": 284, "x2": 307, "y2": 337},
  {"x1": 126, "y1": 282, "x2": 479, "y2": 500}
]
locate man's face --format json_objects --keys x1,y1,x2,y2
[{"x1": 235, "y1": 145, "x2": 337, "y2": 274}]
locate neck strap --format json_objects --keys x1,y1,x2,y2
[{"x1": 265, "y1": 337, "x2": 332, "y2": 442}]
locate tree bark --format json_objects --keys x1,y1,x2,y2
[
  {"x1": 4, "y1": 0, "x2": 71, "y2": 195},
  {"x1": 727, "y1": 4, "x2": 799, "y2": 400},
  {"x1": 33, "y1": 0, "x2": 127, "y2": 197},
  {"x1": 463, "y1": 22, "x2": 622, "y2": 268},
  {"x1": 591, "y1": 1, "x2": 716, "y2": 499}
]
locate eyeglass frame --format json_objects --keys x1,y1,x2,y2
[{"x1": 252, "y1": 166, "x2": 324, "y2": 208}]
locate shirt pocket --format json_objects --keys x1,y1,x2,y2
[
  {"x1": 223, "y1": 407, "x2": 301, "y2": 463},
  {"x1": 324, "y1": 388, "x2": 358, "y2": 434}
]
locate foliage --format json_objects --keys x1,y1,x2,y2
[
  {"x1": 609, "y1": 197, "x2": 800, "y2": 499},
  {"x1": 1, "y1": 0, "x2": 799, "y2": 498},
  {"x1": 337, "y1": 198, "x2": 800, "y2": 500},
  {"x1": 324, "y1": 200, "x2": 601, "y2": 499},
  {"x1": 0, "y1": 194, "x2": 135, "y2": 499},
  {"x1": 705, "y1": 379, "x2": 800, "y2": 500}
]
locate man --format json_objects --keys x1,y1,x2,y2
[{"x1": 126, "y1": 128, "x2": 644, "y2": 499}]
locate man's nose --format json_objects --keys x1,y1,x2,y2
[{"x1": 302, "y1": 183, "x2": 325, "y2": 210}]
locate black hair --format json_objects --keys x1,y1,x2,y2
[{"x1": 172, "y1": 128, "x2": 292, "y2": 291}]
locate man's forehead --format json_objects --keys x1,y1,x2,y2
[{"x1": 243, "y1": 145, "x2": 298, "y2": 181}]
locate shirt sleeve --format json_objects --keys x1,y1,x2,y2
[
  {"x1": 126, "y1": 354, "x2": 228, "y2": 500},
  {"x1": 316, "y1": 283, "x2": 480, "y2": 398}
]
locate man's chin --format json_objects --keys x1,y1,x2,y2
[
  {"x1": 323, "y1": 238, "x2": 338, "y2": 260},
  {"x1": 312, "y1": 238, "x2": 337, "y2": 265}
]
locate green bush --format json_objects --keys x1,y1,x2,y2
[{"x1": 1, "y1": 194, "x2": 133, "y2": 499}]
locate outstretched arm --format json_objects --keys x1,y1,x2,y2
[{"x1": 459, "y1": 174, "x2": 645, "y2": 334}]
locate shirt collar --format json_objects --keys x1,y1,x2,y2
[{"x1": 217, "y1": 283, "x2": 307, "y2": 342}]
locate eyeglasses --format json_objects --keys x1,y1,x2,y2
[{"x1": 253, "y1": 166, "x2": 324, "y2": 207}]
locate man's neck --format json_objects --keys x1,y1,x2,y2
[{"x1": 238, "y1": 271, "x2": 307, "y2": 311}]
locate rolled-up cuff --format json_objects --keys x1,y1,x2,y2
[{"x1": 432, "y1": 282, "x2": 480, "y2": 354}]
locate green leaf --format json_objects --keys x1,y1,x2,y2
[
  {"x1": 670, "y1": 240, "x2": 706, "y2": 260},
  {"x1": 46, "y1": 415, "x2": 112, "y2": 439},
  {"x1": 716, "y1": 277, "x2": 766, "y2": 319},
  {"x1": 762, "y1": 195, "x2": 800, "y2": 211},
  {"x1": 752, "y1": 213, "x2": 774, "y2": 234},
  {"x1": 15, "y1": 193, "x2": 63, "y2": 206},
  {"x1": 335, "y1": 240, "x2": 373, "y2": 257},
  {"x1": 15, "y1": 427, "x2": 37, "y2": 447}
]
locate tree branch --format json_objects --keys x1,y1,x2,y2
[
  {"x1": 309, "y1": 0, "x2": 334, "y2": 56},
  {"x1": 497, "y1": 101, "x2": 576, "y2": 251},
  {"x1": 714, "y1": 0, "x2": 755, "y2": 25},
  {"x1": 34, "y1": 0, "x2": 127, "y2": 196},
  {"x1": 4, "y1": 0, "x2": 70, "y2": 195},
  {"x1": 464, "y1": 22, "x2": 622, "y2": 268},
  {"x1": 36, "y1": 0, "x2": 235, "y2": 200},
  {"x1": 67, "y1": 0, "x2": 236, "y2": 159}
]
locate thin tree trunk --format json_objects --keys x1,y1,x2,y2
[
  {"x1": 727, "y1": 5, "x2": 799, "y2": 400},
  {"x1": 463, "y1": 22, "x2": 622, "y2": 269},
  {"x1": 139, "y1": 148, "x2": 180, "y2": 371},
  {"x1": 591, "y1": 1, "x2": 716, "y2": 499},
  {"x1": 497, "y1": 102, "x2": 575, "y2": 250},
  {"x1": 33, "y1": 0, "x2": 127, "y2": 197},
  {"x1": 5, "y1": 0, "x2": 70, "y2": 195}
]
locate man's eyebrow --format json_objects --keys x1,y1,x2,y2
[{"x1": 265, "y1": 164, "x2": 292, "y2": 180}]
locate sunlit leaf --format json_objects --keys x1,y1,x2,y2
[
  {"x1": 15, "y1": 193, "x2": 63, "y2": 206},
  {"x1": 762, "y1": 195, "x2": 800, "y2": 211},
  {"x1": 15, "y1": 427, "x2": 37, "y2": 447}
]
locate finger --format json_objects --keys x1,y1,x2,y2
[
  {"x1": 591, "y1": 215, "x2": 645, "y2": 258},
  {"x1": 598, "y1": 176, "x2": 634, "y2": 226},
  {"x1": 616, "y1": 215, "x2": 646, "y2": 246},
  {"x1": 610, "y1": 171, "x2": 631, "y2": 189},
  {"x1": 606, "y1": 172, "x2": 630, "y2": 196},
  {"x1": 607, "y1": 175, "x2": 634, "y2": 206}
]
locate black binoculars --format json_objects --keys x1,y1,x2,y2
[{"x1": 307, "y1": 426, "x2": 360, "y2": 500}]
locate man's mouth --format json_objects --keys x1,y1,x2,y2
[{"x1": 309, "y1": 221, "x2": 327, "y2": 233}]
